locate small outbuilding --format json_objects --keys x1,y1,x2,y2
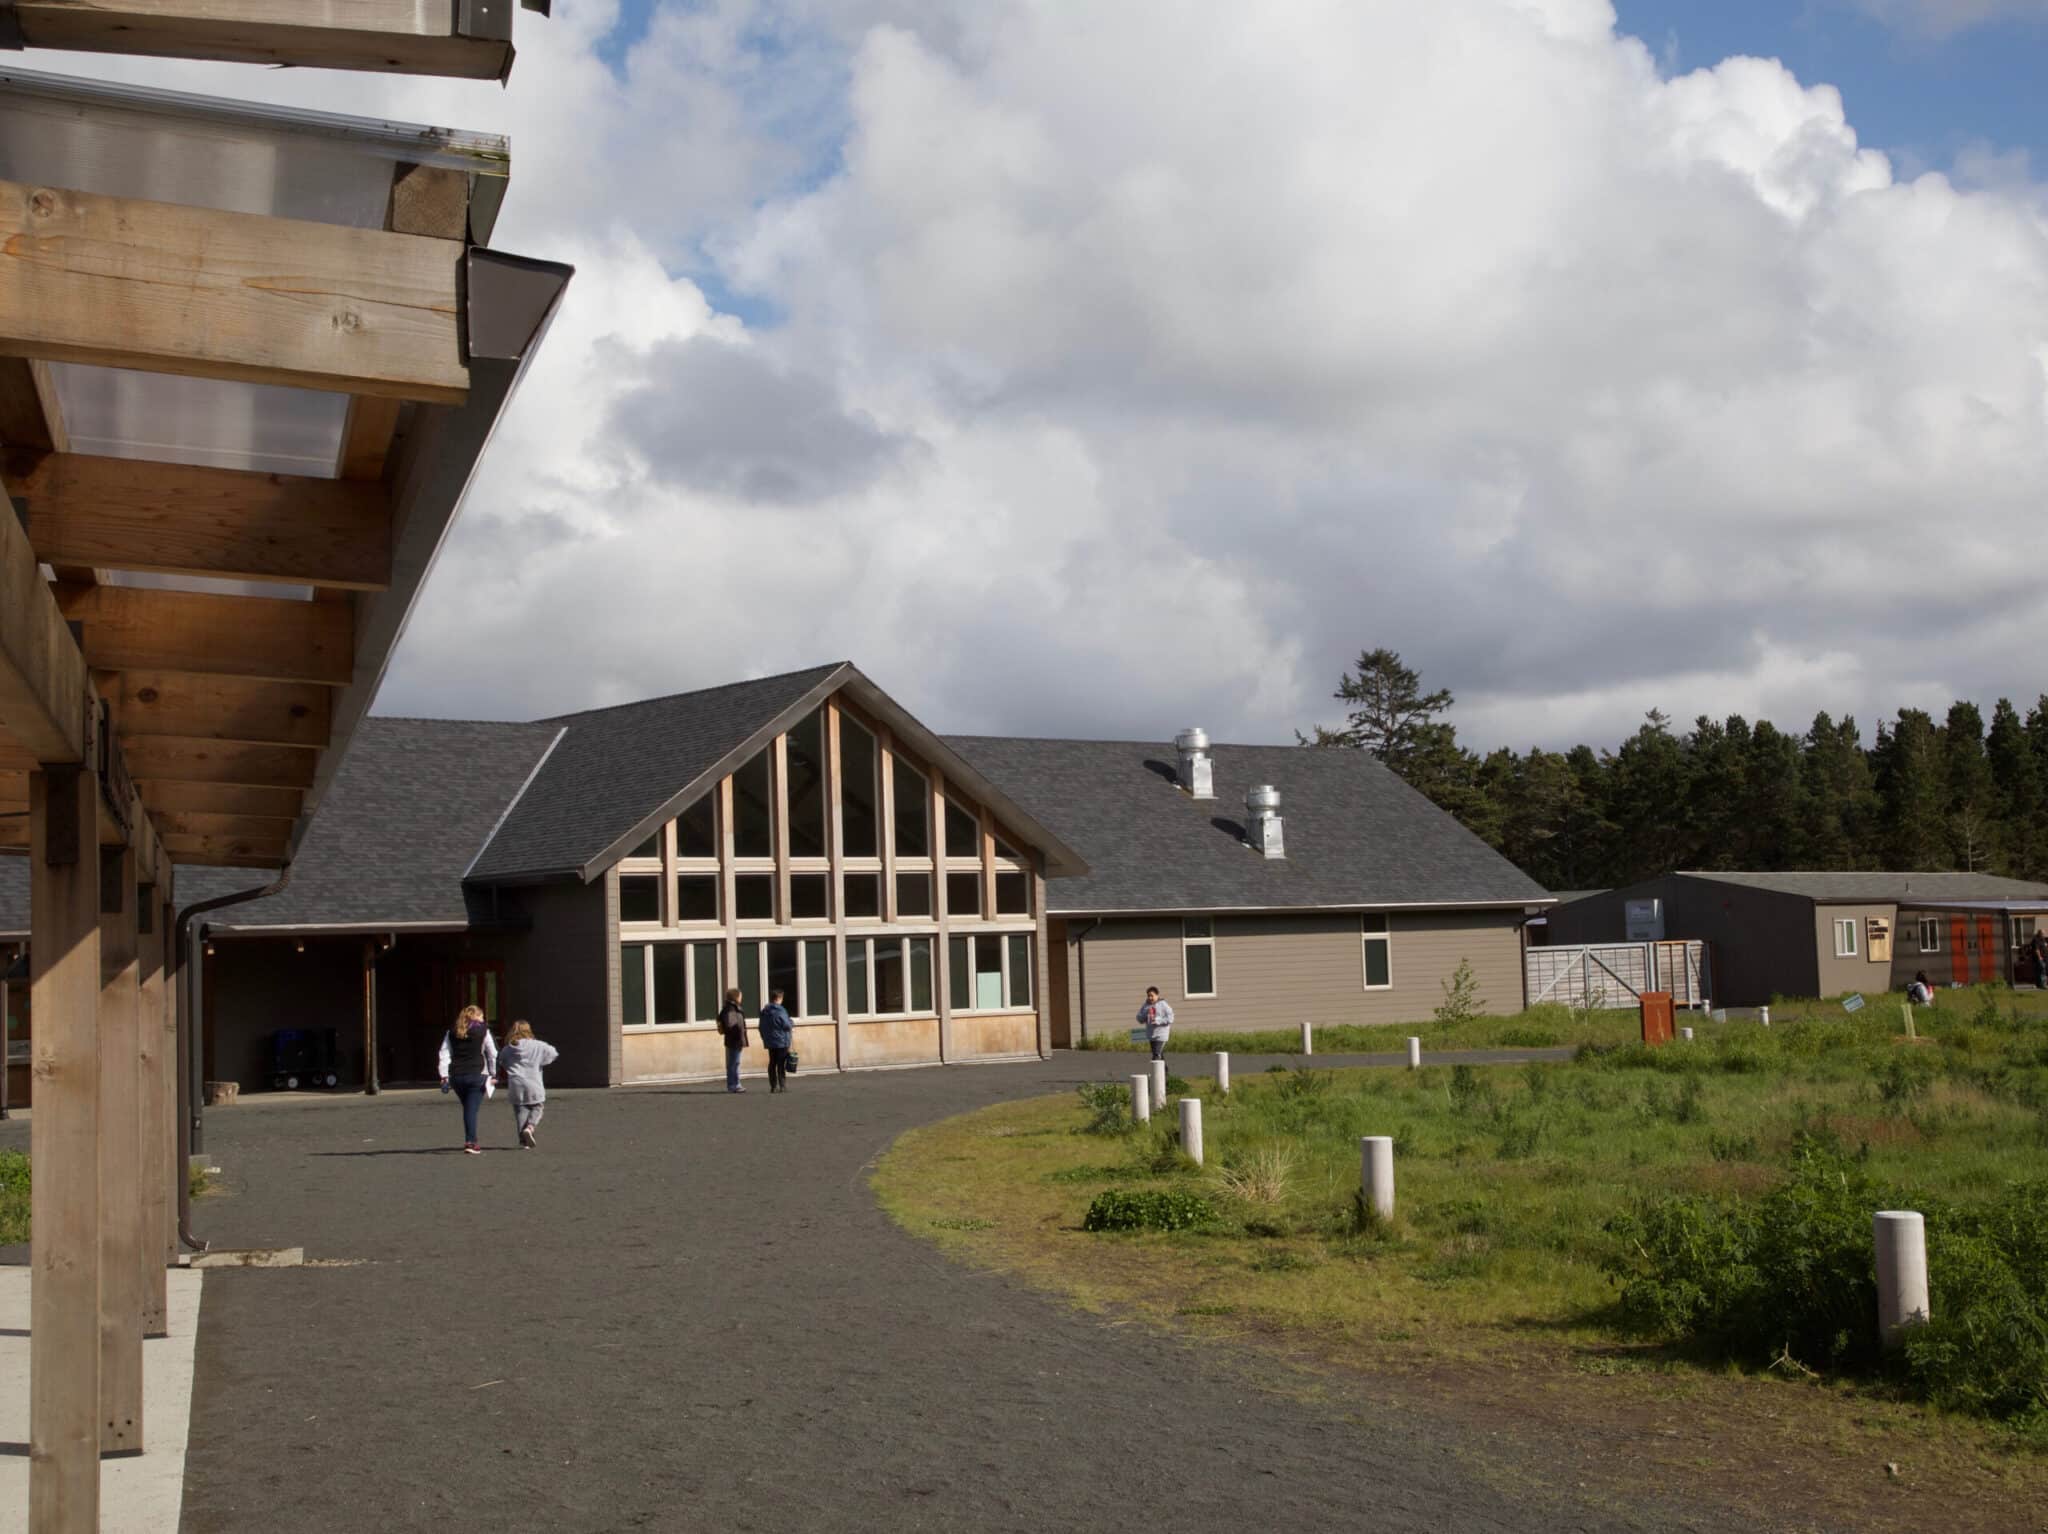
[{"x1": 1545, "y1": 871, "x2": 2048, "y2": 1006}]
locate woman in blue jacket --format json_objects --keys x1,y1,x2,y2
[{"x1": 757, "y1": 988, "x2": 795, "y2": 1094}]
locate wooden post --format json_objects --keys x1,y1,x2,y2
[
  {"x1": 97, "y1": 841, "x2": 144, "y2": 1454},
  {"x1": 159, "y1": 889, "x2": 179, "y2": 1276},
  {"x1": 137, "y1": 872, "x2": 169, "y2": 1339},
  {"x1": 824, "y1": 704, "x2": 849, "y2": 1071},
  {"x1": 932, "y1": 773, "x2": 952, "y2": 1064},
  {"x1": 30, "y1": 765, "x2": 103, "y2": 1524}
]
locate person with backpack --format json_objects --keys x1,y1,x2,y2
[
  {"x1": 498, "y1": 1019, "x2": 558, "y2": 1149},
  {"x1": 717, "y1": 986, "x2": 748, "y2": 1093},
  {"x1": 757, "y1": 987, "x2": 795, "y2": 1093},
  {"x1": 436, "y1": 1004, "x2": 497, "y2": 1155}
]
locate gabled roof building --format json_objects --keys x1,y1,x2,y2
[{"x1": 2, "y1": 665, "x2": 1552, "y2": 1093}]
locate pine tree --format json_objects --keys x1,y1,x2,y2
[
  {"x1": 1987, "y1": 699, "x2": 2042, "y2": 878},
  {"x1": 1602, "y1": 711, "x2": 1694, "y2": 883},
  {"x1": 1801, "y1": 713, "x2": 1876, "y2": 870},
  {"x1": 1875, "y1": 711, "x2": 1949, "y2": 869},
  {"x1": 1943, "y1": 701, "x2": 2000, "y2": 872},
  {"x1": 1305, "y1": 649, "x2": 1454, "y2": 770}
]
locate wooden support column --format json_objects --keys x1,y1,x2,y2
[
  {"x1": 29, "y1": 766, "x2": 102, "y2": 1525},
  {"x1": 362, "y1": 938, "x2": 380, "y2": 1096},
  {"x1": 933, "y1": 774, "x2": 953, "y2": 1064},
  {"x1": 137, "y1": 859, "x2": 170, "y2": 1339},
  {"x1": 1033, "y1": 861, "x2": 1053, "y2": 1059},
  {"x1": 158, "y1": 883, "x2": 180, "y2": 1279},
  {"x1": 718, "y1": 777, "x2": 738, "y2": 1011},
  {"x1": 826, "y1": 703, "x2": 849, "y2": 1071},
  {"x1": 878, "y1": 731, "x2": 898, "y2": 923},
  {"x1": 97, "y1": 841, "x2": 144, "y2": 1455}
]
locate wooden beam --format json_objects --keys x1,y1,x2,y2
[
  {"x1": 139, "y1": 863, "x2": 171, "y2": 1337},
  {"x1": 11, "y1": 452, "x2": 392, "y2": 591},
  {"x1": 98, "y1": 843, "x2": 144, "y2": 1455},
  {"x1": 30, "y1": 767, "x2": 102, "y2": 1524},
  {"x1": 0, "y1": 180, "x2": 468, "y2": 404},
  {"x1": 10, "y1": 1, "x2": 518, "y2": 80},
  {"x1": 136, "y1": 780, "x2": 302, "y2": 822},
  {"x1": 57, "y1": 585, "x2": 354, "y2": 688},
  {"x1": 335, "y1": 396, "x2": 403, "y2": 482},
  {"x1": 0, "y1": 771, "x2": 24, "y2": 809},
  {"x1": 389, "y1": 163, "x2": 472, "y2": 241},
  {"x1": 0, "y1": 468, "x2": 89, "y2": 763},
  {"x1": 155, "y1": 810, "x2": 302, "y2": 844},
  {"x1": 101, "y1": 671, "x2": 332, "y2": 751},
  {"x1": 159, "y1": 831, "x2": 291, "y2": 868},
  {"x1": 122, "y1": 738, "x2": 317, "y2": 791},
  {"x1": 0, "y1": 355, "x2": 68, "y2": 452}
]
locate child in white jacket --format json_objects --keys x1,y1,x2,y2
[{"x1": 498, "y1": 1020, "x2": 559, "y2": 1149}]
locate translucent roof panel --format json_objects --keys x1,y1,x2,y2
[{"x1": 0, "y1": 67, "x2": 509, "y2": 484}]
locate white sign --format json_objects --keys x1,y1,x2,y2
[
  {"x1": 1842, "y1": 995, "x2": 1866, "y2": 1013},
  {"x1": 1624, "y1": 898, "x2": 1665, "y2": 942}
]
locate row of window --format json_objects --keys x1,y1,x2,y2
[
  {"x1": 620, "y1": 868, "x2": 1033, "y2": 927},
  {"x1": 1178, "y1": 914, "x2": 1392, "y2": 998},
  {"x1": 629, "y1": 709, "x2": 1020, "y2": 866},
  {"x1": 1835, "y1": 914, "x2": 2042, "y2": 959},
  {"x1": 620, "y1": 933, "x2": 1035, "y2": 1027}
]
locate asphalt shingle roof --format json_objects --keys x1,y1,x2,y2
[
  {"x1": 942, "y1": 736, "x2": 1549, "y2": 914},
  {"x1": 1676, "y1": 871, "x2": 2048, "y2": 904},
  {"x1": 466, "y1": 664, "x2": 847, "y2": 881}
]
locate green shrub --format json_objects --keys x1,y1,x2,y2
[
  {"x1": 1875, "y1": 1052, "x2": 1936, "y2": 1112},
  {"x1": 1076, "y1": 1080, "x2": 1133, "y2": 1135},
  {"x1": 1707, "y1": 1131, "x2": 1759, "y2": 1162},
  {"x1": 1166, "y1": 1074, "x2": 1191, "y2": 1096},
  {"x1": 1084, "y1": 1187, "x2": 1217, "y2": 1232},
  {"x1": 0, "y1": 1151, "x2": 27, "y2": 1246},
  {"x1": 1435, "y1": 957, "x2": 1480, "y2": 1026},
  {"x1": 1277, "y1": 1066, "x2": 1333, "y2": 1099},
  {"x1": 1448, "y1": 1063, "x2": 1492, "y2": 1115}
]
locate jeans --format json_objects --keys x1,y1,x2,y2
[
  {"x1": 1148, "y1": 1038, "x2": 1166, "y2": 1062},
  {"x1": 450, "y1": 1075, "x2": 485, "y2": 1144},
  {"x1": 767, "y1": 1047, "x2": 790, "y2": 1091},
  {"x1": 513, "y1": 1101, "x2": 544, "y2": 1136},
  {"x1": 726, "y1": 1045, "x2": 744, "y2": 1091}
]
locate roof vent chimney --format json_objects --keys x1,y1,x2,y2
[
  {"x1": 1175, "y1": 727, "x2": 1214, "y2": 800},
  {"x1": 1245, "y1": 783, "x2": 1284, "y2": 859}
]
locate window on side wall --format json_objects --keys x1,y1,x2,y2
[
  {"x1": 1918, "y1": 916, "x2": 1942, "y2": 952},
  {"x1": 1361, "y1": 913, "x2": 1392, "y2": 990},
  {"x1": 1834, "y1": 917, "x2": 1858, "y2": 958},
  {"x1": 1182, "y1": 917, "x2": 1216, "y2": 997}
]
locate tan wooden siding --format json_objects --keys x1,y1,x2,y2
[
  {"x1": 1076, "y1": 909, "x2": 1525, "y2": 1034},
  {"x1": 1813, "y1": 903, "x2": 1894, "y2": 999}
]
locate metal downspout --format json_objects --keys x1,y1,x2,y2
[
  {"x1": 1071, "y1": 920, "x2": 1102, "y2": 1044},
  {"x1": 174, "y1": 867, "x2": 291, "y2": 1252}
]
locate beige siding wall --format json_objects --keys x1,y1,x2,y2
[
  {"x1": 1074, "y1": 909, "x2": 1525, "y2": 1035},
  {"x1": 1813, "y1": 903, "x2": 1895, "y2": 998}
]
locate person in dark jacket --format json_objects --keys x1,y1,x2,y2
[
  {"x1": 2030, "y1": 929, "x2": 2048, "y2": 991},
  {"x1": 757, "y1": 988, "x2": 795, "y2": 1094},
  {"x1": 436, "y1": 1004, "x2": 497, "y2": 1155},
  {"x1": 717, "y1": 987, "x2": 748, "y2": 1094}
]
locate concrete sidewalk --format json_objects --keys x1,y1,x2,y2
[{"x1": 0, "y1": 1267, "x2": 203, "y2": 1531}]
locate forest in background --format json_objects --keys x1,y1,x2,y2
[{"x1": 1305, "y1": 651, "x2": 2048, "y2": 895}]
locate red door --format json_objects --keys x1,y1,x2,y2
[
  {"x1": 1950, "y1": 916, "x2": 1971, "y2": 983},
  {"x1": 1975, "y1": 917, "x2": 1997, "y2": 984}
]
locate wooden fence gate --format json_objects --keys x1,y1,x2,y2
[{"x1": 1526, "y1": 941, "x2": 1711, "y2": 1010}]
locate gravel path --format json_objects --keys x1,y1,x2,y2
[{"x1": 7, "y1": 1049, "x2": 1744, "y2": 1531}]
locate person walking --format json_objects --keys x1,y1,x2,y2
[
  {"x1": 2029, "y1": 928, "x2": 2048, "y2": 991},
  {"x1": 1137, "y1": 985, "x2": 1174, "y2": 1063},
  {"x1": 758, "y1": 987, "x2": 795, "y2": 1094},
  {"x1": 498, "y1": 1019, "x2": 558, "y2": 1149},
  {"x1": 437, "y1": 1004, "x2": 497, "y2": 1155},
  {"x1": 717, "y1": 986, "x2": 749, "y2": 1094}
]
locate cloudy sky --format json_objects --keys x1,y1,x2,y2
[{"x1": 31, "y1": 0, "x2": 2048, "y2": 752}]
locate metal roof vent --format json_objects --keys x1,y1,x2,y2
[
  {"x1": 1246, "y1": 783, "x2": 1284, "y2": 859},
  {"x1": 1174, "y1": 727, "x2": 1214, "y2": 800}
]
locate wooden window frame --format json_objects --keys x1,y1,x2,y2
[
  {"x1": 1361, "y1": 912, "x2": 1393, "y2": 991},
  {"x1": 1182, "y1": 917, "x2": 1217, "y2": 998},
  {"x1": 1917, "y1": 915, "x2": 1941, "y2": 952},
  {"x1": 620, "y1": 938, "x2": 726, "y2": 1031},
  {"x1": 949, "y1": 925, "x2": 1037, "y2": 1014},
  {"x1": 734, "y1": 935, "x2": 835, "y2": 1021}
]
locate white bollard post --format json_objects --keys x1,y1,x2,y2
[
  {"x1": 1300, "y1": 1020, "x2": 1313, "y2": 1055},
  {"x1": 1215, "y1": 1051, "x2": 1230, "y2": 1094},
  {"x1": 1359, "y1": 1136, "x2": 1395, "y2": 1220},
  {"x1": 1759, "y1": 1005, "x2": 1771, "y2": 1028},
  {"x1": 1406, "y1": 1036, "x2": 1422, "y2": 1070},
  {"x1": 1874, "y1": 1211, "x2": 1930, "y2": 1350},
  {"x1": 1151, "y1": 1058, "x2": 1168, "y2": 1110},
  {"x1": 1129, "y1": 1074, "x2": 1151, "y2": 1123},
  {"x1": 1680, "y1": 1026, "x2": 1694, "y2": 1041},
  {"x1": 1179, "y1": 1098, "x2": 1204, "y2": 1166}
]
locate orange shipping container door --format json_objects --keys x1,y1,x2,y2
[{"x1": 1950, "y1": 916, "x2": 1971, "y2": 984}]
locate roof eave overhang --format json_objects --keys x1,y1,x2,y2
[
  {"x1": 1048, "y1": 896, "x2": 1553, "y2": 918},
  {"x1": 290, "y1": 249, "x2": 573, "y2": 865}
]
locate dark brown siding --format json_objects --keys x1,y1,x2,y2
[
  {"x1": 513, "y1": 877, "x2": 614, "y2": 1089},
  {"x1": 1545, "y1": 876, "x2": 1818, "y2": 1006}
]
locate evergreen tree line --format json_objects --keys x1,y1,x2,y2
[{"x1": 1306, "y1": 650, "x2": 2048, "y2": 894}]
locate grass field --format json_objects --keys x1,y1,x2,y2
[
  {"x1": 876, "y1": 987, "x2": 2048, "y2": 1517},
  {"x1": 1073, "y1": 999, "x2": 1644, "y2": 1054}
]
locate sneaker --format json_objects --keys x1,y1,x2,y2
[
  {"x1": 464, "y1": 1143, "x2": 481, "y2": 1156},
  {"x1": 728, "y1": 1085, "x2": 746, "y2": 1094},
  {"x1": 520, "y1": 1125, "x2": 535, "y2": 1147}
]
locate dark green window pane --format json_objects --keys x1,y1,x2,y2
[
  {"x1": 621, "y1": 944, "x2": 647, "y2": 1025},
  {"x1": 805, "y1": 941, "x2": 831, "y2": 1017},
  {"x1": 786, "y1": 711, "x2": 827, "y2": 859},
  {"x1": 733, "y1": 749, "x2": 773, "y2": 859},
  {"x1": 1364, "y1": 939, "x2": 1390, "y2": 988},
  {"x1": 677, "y1": 796, "x2": 716, "y2": 859},
  {"x1": 874, "y1": 940, "x2": 905, "y2": 1014},
  {"x1": 653, "y1": 944, "x2": 686, "y2": 1022},
  {"x1": 910, "y1": 938, "x2": 933, "y2": 1012},
  {"x1": 945, "y1": 801, "x2": 979, "y2": 858},
  {"x1": 841, "y1": 715, "x2": 878, "y2": 858},
  {"x1": 735, "y1": 875, "x2": 774, "y2": 922},
  {"x1": 893, "y1": 758, "x2": 930, "y2": 859},
  {"x1": 995, "y1": 871, "x2": 1028, "y2": 916},
  {"x1": 843, "y1": 873, "x2": 880, "y2": 920},
  {"x1": 791, "y1": 874, "x2": 829, "y2": 920},
  {"x1": 945, "y1": 872, "x2": 979, "y2": 917},
  {"x1": 676, "y1": 875, "x2": 718, "y2": 922},
  {"x1": 848, "y1": 941, "x2": 869, "y2": 1015},
  {"x1": 1007, "y1": 934, "x2": 1033, "y2": 1008},
  {"x1": 630, "y1": 833, "x2": 659, "y2": 859},
  {"x1": 738, "y1": 941, "x2": 761, "y2": 1014},
  {"x1": 768, "y1": 940, "x2": 799, "y2": 1011},
  {"x1": 896, "y1": 872, "x2": 931, "y2": 918},
  {"x1": 949, "y1": 936, "x2": 969, "y2": 1011},
  {"x1": 620, "y1": 875, "x2": 660, "y2": 923},
  {"x1": 692, "y1": 944, "x2": 721, "y2": 1021},
  {"x1": 1185, "y1": 943, "x2": 1214, "y2": 996}
]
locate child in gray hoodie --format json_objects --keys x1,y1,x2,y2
[{"x1": 499, "y1": 1020, "x2": 559, "y2": 1149}]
